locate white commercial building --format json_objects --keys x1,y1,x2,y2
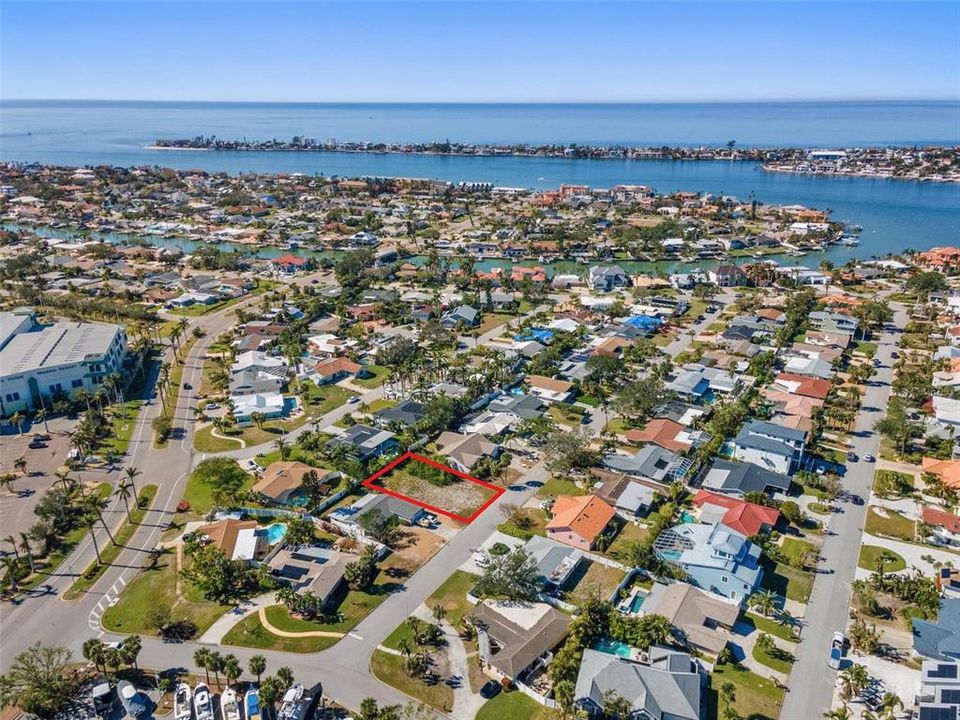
[{"x1": 0, "y1": 309, "x2": 128, "y2": 415}]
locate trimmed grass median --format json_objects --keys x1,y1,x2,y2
[
  {"x1": 858, "y1": 544, "x2": 907, "y2": 573},
  {"x1": 222, "y1": 613, "x2": 339, "y2": 653}
]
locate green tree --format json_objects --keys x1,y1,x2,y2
[
  {"x1": 473, "y1": 547, "x2": 542, "y2": 601},
  {"x1": 248, "y1": 654, "x2": 267, "y2": 683},
  {"x1": 190, "y1": 457, "x2": 251, "y2": 508},
  {"x1": 542, "y1": 426, "x2": 599, "y2": 473},
  {"x1": 0, "y1": 643, "x2": 85, "y2": 719},
  {"x1": 611, "y1": 376, "x2": 670, "y2": 425},
  {"x1": 344, "y1": 546, "x2": 379, "y2": 590}
]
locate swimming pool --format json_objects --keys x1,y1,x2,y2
[
  {"x1": 592, "y1": 637, "x2": 634, "y2": 659},
  {"x1": 629, "y1": 594, "x2": 646, "y2": 613},
  {"x1": 680, "y1": 511, "x2": 698, "y2": 524},
  {"x1": 261, "y1": 523, "x2": 287, "y2": 545}
]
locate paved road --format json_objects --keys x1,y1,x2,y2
[{"x1": 780, "y1": 303, "x2": 906, "y2": 720}]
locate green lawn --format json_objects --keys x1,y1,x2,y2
[
  {"x1": 101, "y1": 398, "x2": 145, "y2": 456},
  {"x1": 606, "y1": 522, "x2": 650, "y2": 563},
  {"x1": 761, "y1": 560, "x2": 815, "y2": 603},
  {"x1": 476, "y1": 691, "x2": 559, "y2": 720},
  {"x1": 370, "y1": 650, "x2": 455, "y2": 712},
  {"x1": 873, "y1": 469, "x2": 914, "y2": 498},
  {"x1": 604, "y1": 417, "x2": 631, "y2": 435},
  {"x1": 155, "y1": 336, "x2": 199, "y2": 446},
  {"x1": 808, "y1": 502, "x2": 831, "y2": 515},
  {"x1": 780, "y1": 537, "x2": 818, "y2": 569},
  {"x1": 865, "y1": 508, "x2": 916, "y2": 542},
  {"x1": 752, "y1": 643, "x2": 795, "y2": 674},
  {"x1": 426, "y1": 570, "x2": 478, "y2": 627},
  {"x1": 100, "y1": 545, "x2": 229, "y2": 636},
  {"x1": 264, "y1": 589, "x2": 387, "y2": 634},
  {"x1": 181, "y1": 466, "x2": 255, "y2": 516},
  {"x1": 300, "y1": 382, "x2": 358, "y2": 416},
  {"x1": 560, "y1": 560, "x2": 626, "y2": 606},
  {"x1": 64, "y1": 485, "x2": 159, "y2": 600},
  {"x1": 853, "y1": 340, "x2": 878, "y2": 358},
  {"x1": 858, "y1": 544, "x2": 907, "y2": 573},
  {"x1": 537, "y1": 476, "x2": 587, "y2": 498},
  {"x1": 497, "y1": 507, "x2": 549, "y2": 540},
  {"x1": 222, "y1": 613, "x2": 339, "y2": 653},
  {"x1": 742, "y1": 612, "x2": 798, "y2": 642},
  {"x1": 365, "y1": 398, "x2": 396, "y2": 413},
  {"x1": 354, "y1": 364, "x2": 391, "y2": 389},
  {"x1": 709, "y1": 663, "x2": 785, "y2": 720}
]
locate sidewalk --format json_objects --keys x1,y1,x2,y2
[{"x1": 196, "y1": 592, "x2": 275, "y2": 644}]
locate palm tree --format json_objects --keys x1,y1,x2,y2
[
  {"x1": 251, "y1": 411, "x2": 266, "y2": 431},
  {"x1": 877, "y1": 692, "x2": 903, "y2": 719},
  {"x1": 274, "y1": 436, "x2": 290, "y2": 460},
  {"x1": 823, "y1": 704, "x2": 852, "y2": 720},
  {"x1": 1, "y1": 557, "x2": 20, "y2": 594},
  {"x1": 194, "y1": 647, "x2": 212, "y2": 685},
  {"x1": 9, "y1": 411, "x2": 24, "y2": 435},
  {"x1": 124, "y1": 466, "x2": 141, "y2": 499},
  {"x1": 208, "y1": 650, "x2": 224, "y2": 688},
  {"x1": 54, "y1": 468, "x2": 72, "y2": 493},
  {"x1": 0, "y1": 473, "x2": 17, "y2": 495},
  {"x1": 85, "y1": 514, "x2": 102, "y2": 565},
  {"x1": 223, "y1": 654, "x2": 242, "y2": 688},
  {"x1": 114, "y1": 479, "x2": 134, "y2": 522},
  {"x1": 34, "y1": 407, "x2": 49, "y2": 433},
  {"x1": 277, "y1": 666, "x2": 294, "y2": 688},
  {"x1": 13, "y1": 456, "x2": 27, "y2": 476},
  {"x1": 4, "y1": 535, "x2": 19, "y2": 560},
  {"x1": 248, "y1": 654, "x2": 267, "y2": 684},
  {"x1": 17, "y1": 532, "x2": 34, "y2": 574},
  {"x1": 85, "y1": 495, "x2": 117, "y2": 546}
]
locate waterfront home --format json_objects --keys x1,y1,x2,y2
[
  {"x1": 574, "y1": 648, "x2": 701, "y2": 720},
  {"x1": 914, "y1": 599, "x2": 960, "y2": 660},
  {"x1": 699, "y1": 458, "x2": 792, "y2": 498},
  {"x1": 523, "y1": 374, "x2": 576, "y2": 404},
  {"x1": 231, "y1": 392, "x2": 286, "y2": 427},
  {"x1": 546, "y1": 494, "x2": 616, "y2": 551},
  {"x1": 194, "y1": 518, "x2": 266, "y2": 564},
  {"x1": 587, "y1": 265, "x2": 630, "y2": 292},
  {"x1": 230, "y1": 351, "x2": 289, "y2": 396},
  {"x1": 808, "y1": 310, "x2": 859, "y2": 336},
  {"x1": 271, "y1": 254, "x2": 310, "y2": 274},
  {"x1": 252, "y1": 461, "x2": 333, "y2": 506},
  {"x1": 692, "y1": 490, "x2": 780, "y2": 537},
  {"x1": 435, "y1": 431, "x2": 501, "y2": 474},
  {"x1": 523, "y1": 535, "x2": 584, "y2": 591},
  {"x1": 602, "y1": 445, "x2": 691, "y2": 484},
  {"x1": 707, "y1": 264, "x2": 749, "y2": 287},
  {"x1": 640, "y1": 581, "x2": 739, "y2": 655},
  {"x1": 472, "y1": 600, "x2": 571, "y2": 685},
  {"x1": 267, "y1": 546, "x2": 350, "y2": 609},
  {"x1": 733, "y1": 419, "x2": 806, "y2": 474},
  {"x1": 653, "y1": 522, "x2": 763, "y2": 602},
  {"x1": 326, "y1": 424, "x2": 397, "y2": 461}
]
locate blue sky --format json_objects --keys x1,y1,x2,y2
[{"x1": 2, "y1": 1, "x2": 958, "y2": 102}]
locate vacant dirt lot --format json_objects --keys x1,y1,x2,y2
[{"x1": 375, "y1": 463, "x2": 499, "y2": 519}]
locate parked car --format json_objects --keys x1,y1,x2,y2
[
  {"x1": 28, "y1": 439, "x2": 47, "y2": 449},
  {"x1": 183, "y1": 382, "x2": 192, "y2": 390},
  {"x1": 828, "y1": 631, "x2": 846, "y2": 669},
  {"x1": 479, "y1": 680, "x2": 502, "y2": 700},
  {"x1": 846, "y1": 451, "x2": 857, "y2": 463},
  {"x1": 863, "y1": 454, "x2": 876, "y2": 463},
  {"x1": 347, "y1": 396, "x2": 360, "y2": 404}
]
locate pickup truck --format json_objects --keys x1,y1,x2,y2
[{"x1": 828, "y1": 631, "x2": 845, "y2": 669}]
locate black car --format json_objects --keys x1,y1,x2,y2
[
  {"x1": 28, "y1": 439, "x2": 47, "y2": 449},
  {"x1": 849, "y1": 494, "x2": 864, "y2": 505},
  {"x1": 479, "y1": 680, "x2": 502, "y2": 700},
  {"x1": 846, "y1": 451, "x2": 857, "y2": 463},
  {"x1": 183, "y1": 382, "x2": 192, "y2": 390}
]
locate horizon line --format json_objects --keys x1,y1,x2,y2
[{"x1": 3, "y1": 96, "x2": 960, "y2": 105}]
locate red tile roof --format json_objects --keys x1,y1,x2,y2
[
  {"x1": 923, "y1": 506, "x2": 960, "y2": 534},
  {"x1": 692, "y1": 490, "x2": 780, "y2": 537}
]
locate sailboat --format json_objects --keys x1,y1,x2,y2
[
  {"x1": 244, "y1": 688, "x2": 261, "y2": 720},
  {"x1": 220, "y1": 688, "x2": 241, "y2": 720},
  {"x1": 193, "y1": 682, "x2": 214, "y2": 720},
  {"x1": 174, "y1": 682, "x2": 193, "y2": 720}
]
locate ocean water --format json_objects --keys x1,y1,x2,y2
[{"x1": 1, "y1": 100, "x2": 959, "y2": 258}]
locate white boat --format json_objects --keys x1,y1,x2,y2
[
  {"x1": 245, "y1": 689, "x2": 262, "y2": 720},
  {"x1": 220, "y1": 688, "x2": 241, "y2": 720},
  {"x1": 278, "y1": 684, "x2": 304, "y2": 720},
  {"x1": 193, "y1": 682, "x2": 214, "y2": 720},
  {"x1": 174, "y1": 682, "x2": 192, "y2": 720}
]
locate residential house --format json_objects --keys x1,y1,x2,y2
[
  {"x1": 435, "y1": 431, "x2": 501, "y2": 474},
  {"x1": 602, "y1": 445, "x2": 691, "y2": 484},
  {"x1": 311, "y1": 357, "x2": 363, "y2": 385},
  {"x1": 914, "y1": 599, "x2": 960, "y2": 660},
  {"x1": 666, "y1": 364, "x2": 740, "y2": 403},
  {"x1": 440, "y1": 305, "x2": 480, "y2": 329},
  {"x1": 267, "y1": 546, "x2": 350, "y2": 609},
  {"x1": 592, "y1": 473, "x2": 658, "y2": 518},
  {"x1": 923, "y1": 457, "x2": 960, "y2": 490},
  {"x1": 917, "y1": 660, "x2": 960, "y2": 719},
  {"x1": 253, "y1": 461, "x2": 332, "y2": 505},
  {"x1": 523, "y1": 535, "x2": 584, "y2": 591},
  {"x1": 271, "y1": 254, "x2": 310, "y2": 274},
  {"x1": 708, "y1": 264, "x2": 749, "y2": 287},
  {"x1": 308, "y1": 333, "x2": 357, "y2": 357},
  {"x1": 194, "y1": 518, "x2": 267, "y2": 564},
  {"x1": 782, "y1": 355, "x2": 835, "y2": 380},
  {"x1": 654, "y1": 401, "x2": 707, "y2": 427},
  {"x1": 587, "y1": 265, "x2": 630, "y2": 292},
  {"x1": 733, "y1": 420, "x2": 807, "y2": 475},
  {"x1": 924, "y1": 506, "x2": 960, "y2": 547},
  {"x1": 487, "y1": 393, "x2": 547, "y2": 420},
  {"x1": 232, "y1": 392, "x2": 286, "y2": 426},
  {"x1": 623, "y1": 418, "x2": 711, "y2": 453},
  {"x1": 808, "y1": 311, "x2": 859, "y2": 336},
  {"x1": 473, "y1": 600, "x2": 571, "y2": 684},
  {"x1": 546, "y1": 494, "x2": 616, "y2": 551},
  {"x1": 374, "y1": 399, "x2": 426, "y2": 428},
  {"x1": 524, "y1": 375, "x2": 576, "y2": 404},
  {"x1": 462, "y1": 411, "x2": 519, "y2": 437},
  {"x1": 771, "y1": 372, "x2": 831, "y2": 400},
  {"x1": 230, "y1": 351, "x2": 289, "y2": 396},
  {"x1": 574, "y1": 647, "x2": 701, "y2": 720},
  {"x1": 329, "y1": 492, "x2": 429, "y2": 537},
  {"x1": 653, "y1": 522, "x2": 763, "y2": 602},
  {"x1": 699, "y1": 459, "x2": 792, "y2": 498},
  {"x1": 326, "y1": 424, "x2": 397, "y2": 461},
  {"x1": 692, "y1": 490, "x2": 781, "y2": 537},
  {"x1": 641, "y1": 581, "x2": 739, "y2": 655}
]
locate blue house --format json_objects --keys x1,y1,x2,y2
[
  {"x1": 915, "y1": 599, "x2": 960, "y2": 660},
  {"x1": 653, "y1": 522, "x2": 763, "y2": 603}
]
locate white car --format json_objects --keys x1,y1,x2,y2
[
  {"x1": 473, "y1": 552, "x2": 490, "y2": 568},
  {"x1": 347, "y1": 396, "x2": 360, "y2": 404}
]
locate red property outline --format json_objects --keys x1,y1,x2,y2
[{"x1": 361, "y1": 451, "x2": 505, "y2": 524}]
